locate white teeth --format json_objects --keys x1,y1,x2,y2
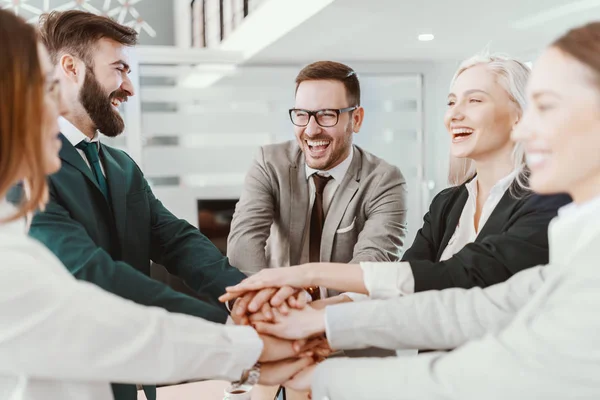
[
  {"x1": 526, "y1": 153, "x2": 550, "y2": 167},
  {"x1": 452, "y1": 128, "x2": 474, "y2": 134},
  {"x1": 307, "y1": 140, "x2": 330, "y2": 147}
]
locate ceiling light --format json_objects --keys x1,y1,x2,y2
[{"x1": 418, "y1": 34, "x2": 435, "y2": 41}]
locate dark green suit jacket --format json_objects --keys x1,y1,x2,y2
[{"x1": 19, "y1": 134, "x2": 246, "y2": 400}]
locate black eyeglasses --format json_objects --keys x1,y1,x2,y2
[{"x1": 289, "y1": 106, "x2": 357, "y2": 127}]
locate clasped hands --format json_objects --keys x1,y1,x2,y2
[{"x1": 219, "y1": 265, "x2": 331, "y2": 391}]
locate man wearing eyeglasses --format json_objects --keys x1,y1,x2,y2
[{"x1": 227, "y1": 61, "x2": 408, "y2": 306}]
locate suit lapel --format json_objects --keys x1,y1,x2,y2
[
  {"x1": 58, "y1": 134, "x2": 103, "y2": 195},
  {"x1": 288, "y1": 153, "x2": 310, "y2": 266},
  {"x1": 437, "y1": 187, "x2": 468, "y2": 260},
  {"x1": 320, "y1": 149, "x2": 361, "y2": 262},
  {"x1": 101, "y1": 146, "x2": 127, "y2": 254},
  {"x1": 477, "y1": 188, "x2": 520, "y2": 240}
]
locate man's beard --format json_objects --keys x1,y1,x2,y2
[{"x1": 79, "y1": 68, "x2": 127, "y2": 137}]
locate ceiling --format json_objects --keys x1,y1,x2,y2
[{"x1": 248, "y1": 0, "x2": 600, "y2": 64}]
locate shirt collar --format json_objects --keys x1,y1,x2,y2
[
  {"x1": 558, "y1": 193, "x2": 600, "y2": 219},
  {"x1": 305, "y1": 146, "x2": 354, "y2": 182},
  {"x1": 0, "y1": 198, "x2": 27, "y2": 235},
  {"x1": 59, "y1": 117, "x2": 100, "y2": 147},
  {"x1": 465, "y1": 169, "x2": 519, "y2": 198}
]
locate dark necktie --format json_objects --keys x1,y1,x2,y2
[
  {"x1": 75, "y1": 141, "x2": 109, "y2": 200},
  {"x1": 306, "y1": 174, "x2": 333, "y2": 301}
]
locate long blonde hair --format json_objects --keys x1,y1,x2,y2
[{"x1": 447, "y1": 53, "x2": 531, "y2": 193}]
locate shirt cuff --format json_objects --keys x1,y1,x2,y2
[
  {"x1": 341, "y1": 292, "x2": 369, "y2": 302},
  {"x1": 360, "y1": 261, "x2": 415, "y2": 299}
]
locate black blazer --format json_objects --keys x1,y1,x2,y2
[{"x1": 403, "y1": 182, "x2": 571, "y2": 292}]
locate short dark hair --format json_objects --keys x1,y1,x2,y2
[
  {"x1": 295, "y1": 61, "x2": 361, "y2": 106},
  {"x1": 39, "y1": 10, "x2": 137, "y2": 65}
]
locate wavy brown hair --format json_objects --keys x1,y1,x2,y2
[{"x1": 0, "y1": 10, "x2": 47, "y2": 222}]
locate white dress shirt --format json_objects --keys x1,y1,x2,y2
[
  {"x1": 359, "y1": 171, "x2": 518, "y2": 299},
  {"x1": 0, "y1": 200, "x2": 262, "y2": 400},
  {"x1": 314, "y1": 194, "x2": 600, "y2": 400},
  {"x1": 59, "y1": 117, "x2": 105, "y2": 176}
]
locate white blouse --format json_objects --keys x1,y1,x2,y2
[{"x1": 0, "y1": 200, "x2": 262, "y2": 400}]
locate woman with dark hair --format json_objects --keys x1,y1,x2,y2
[
  {"x1": 229, "y1": 22, "x2": 600, "y2": 399},
  {"x1": 0, "y1": 9, "x2": 311, "y2": 400}
]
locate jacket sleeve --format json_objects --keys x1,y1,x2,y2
[
  {"x1": 27, "y1": 184, "x2": 228, "y2": 323},
  {"x1": 400, "y1": 188, "x2": 454, "y2": 262},
  {"x1": 142, "y1": 176, "x2": 247, "y2": 303},
  {"x1": 227, "y1": 147, "x2": 276, "y2": 274},
  {"x1": 325, "y1": 265, "x2": 548, "y2": 352},
  {"x1": 349, "y1": 165, "x2": 408, "y2": 263},
  {"x1": 408, "y1": 194, "x2": 568, "y2": 292},
  {"x1": 0, "y1": 250, "x2": 262, "y2": 384},
  {"x1": 313, "y1": 240, "x2": 599, "y2": 400}
]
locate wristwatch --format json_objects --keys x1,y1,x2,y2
[{"x1": 231, "y1": 362, "x2": 261, "y2": 388}]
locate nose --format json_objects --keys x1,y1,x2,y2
[
  {"x1": 449, "y1": 103, "x2": 465, "y2": 122},
  {"x1": 121, "y1": 73, "x2": 135, "y2": 97},
  {"x1": 304, "y1": 115, "x2": 321, "y2": 136}
]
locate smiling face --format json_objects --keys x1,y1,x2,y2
[
  {"x1": 78, "y1": 38, "x2": 134, "y2": 137},
  {"x1": 512, "y1": 47, "x2": 600, "y2": 202},
  {"x1": 293, "y1": 80, "x2": 363, "y2": 171},
  {"x1": 445, "y1": 64, "x2": 520, "y2": 163}
]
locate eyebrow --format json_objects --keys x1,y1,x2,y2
[
  {"x1": 448, "y1": 89, "x2": 490, "y2": 98},
  {"x1": 111, "y1": 60, "x2": 131, "y2": 73},
  {"x1": 531, "y1": 90, "x2": 561, "y2": 100}
]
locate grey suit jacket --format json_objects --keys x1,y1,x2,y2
[
  {"x1": 227, "y1": 141, "x2": 408, "y2": 275},
  {"x1": 311, "y1": 197, "x2": 600, "y2": 400}
]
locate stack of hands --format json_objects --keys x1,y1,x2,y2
[{"x1": 219, "y1": 266, "x2": 335, "y2": 393}]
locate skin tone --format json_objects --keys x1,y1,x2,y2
[
  {"x1": 512, "y1": 47, "x2": 600, "y2": 203},
  {"x1": 294, "y1": 79, "x2": 364, "y2": 171},
  {"x1": 58, "y1": 38, "x2": 134, "y2": 139},
  {"x1": 38, "y1": 43, "x2": 67, "y2": 176}
]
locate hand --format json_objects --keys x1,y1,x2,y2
[
  {"x1": 284, "y1": 364, "x2": 317, "y2": 392},
  {"x1": 310, "y1": 294, "x2": 352, "y2": 310},
  {"x1": 224, "y1": 286, "x2": 302, "y2": 320},
  {"x1": 297, "y1": 336, "x2": 333, "y2": 360},
  {"x1": 254, "y1": 306, "x2": 326, "y2": 340},
  {"x1": 259, "y1": 357, "x2": 314, "y2": 386},
  {"x1": 220, "y1": 265, "x2": 316, "y2": 301},
  {"x1": 258, "y1": 334, "x2": 307, "y2": 363}
]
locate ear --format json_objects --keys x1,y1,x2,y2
[
  {"x1": 59, "y1": 54, "x2": 83, "y2": 84},
  {"x1": 352, "y1": 106, "x2": 365, "y2": 132}
]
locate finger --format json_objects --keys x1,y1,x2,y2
[
  {"x1": 233, "y1": 292, "x2": 255, "y2": 317},
  {"x1": 218, "y1": 291, "x2": 238, "y2": 303},
  {"x1": 248, "y1": 311, "x2": 270, "y2": 323},
  {"x1": 294, "y1": 290, "x2": 309, "y2": 309},
  {"x1": 249, "y1": 288, "x2": 276, "y2": 313},
  {"x1": 270, "y1": 286, "x2": 296, "y2": 307},
  {"x1": 261, "y1": 302, "x2": 273, "y2": 321},
  {"x1": 278, "y1": 301, "x2": 290, "y2": 315}
]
